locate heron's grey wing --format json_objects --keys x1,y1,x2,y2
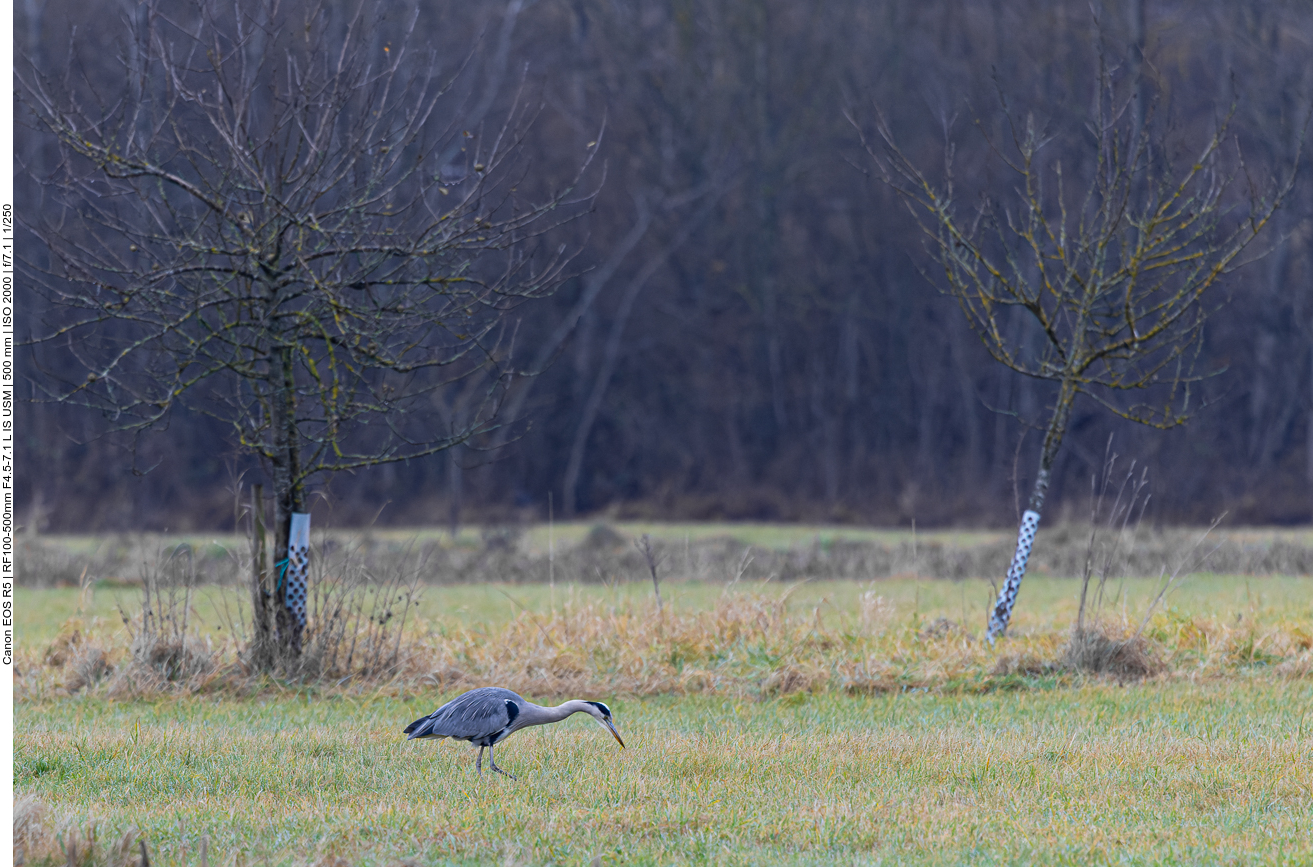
[{"x1": 405, "y1": 687, "x2": 521, "y2": 740}]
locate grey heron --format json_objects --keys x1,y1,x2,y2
[{"x1": 403, "y1": 686, "x2": 625, "y2": 779}]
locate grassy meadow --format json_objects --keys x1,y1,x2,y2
[
  {"x1": 16, "y1": 683, "x2": 1313, "y2": 866},
  {"x1": 12, "y1": 524, "x2": 1313, "y2": 865}
]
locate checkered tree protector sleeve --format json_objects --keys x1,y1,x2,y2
[
  {"x1": 286, "y1": 512, "x2": 311, "y2": 630},
  {"x1": 987, "y1": 509, "x2": 1041, "y2": 644}
]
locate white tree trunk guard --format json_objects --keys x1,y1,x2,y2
[
  {"x1": 987, "y1": 509, "x2": 1041, "y2": 644},
  {"x1": 285, "y1": 512, "x2": 310, "y2": 630}
]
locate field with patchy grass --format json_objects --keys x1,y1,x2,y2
[
  {"x1": 19, "y1": 522, "x2": 1313, "y2": 590},
  {"x1": 13, "y1": 525, "x2": 1313, "y2": 865},
  {"x1": 16, "y1": 684, "x2": 1313, "y2": 865}
]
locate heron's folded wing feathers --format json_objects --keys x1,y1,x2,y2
[{"x1": 405, "y1": 687, "x2": 519, "y2": 740}]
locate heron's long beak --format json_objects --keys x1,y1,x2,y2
[{"x1": 602, "y1": 719, "x2": 625, "y2": 749}]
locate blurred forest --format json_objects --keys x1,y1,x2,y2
[{"x1": 15, "y1": 0, "x2": 1313, "y2": 533}]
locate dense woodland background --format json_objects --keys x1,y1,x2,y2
[{"x1": 15, "y1": 0, "x2": 1313, "y2": 533}]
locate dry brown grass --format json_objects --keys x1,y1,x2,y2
[
  {"x1": 1277, "y1": 649, "x2": 1313, "y2": 678},
  {"x1": 14, "y1": 794, "x2": 51, "y2": 865},
  {"x1": 12, "y1": 796, "x2": 152, "y2": 867},
  {"x1": 36, "y1": 620, "x2": 116, "y2": 694},
  {"x1": 20, "y1": 577, "x2": 1313, "y2": 705},
  {"x1": 1061, "y1": 627, "x2": 1160, "y2": 679}
]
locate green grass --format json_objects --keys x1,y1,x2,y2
[
  {"x1": 15, "y1": 550, "x2": 1313, "y2": 865},
  {"x1": 25, "y1": 520, "x2": 1313, "y2": 562},
  {"x1": 15, "y1": 683, "x2": 1313, "y2": 866},
  {"x1": 512, "y1": 521, "x2": 1010, "y2": 556},
  {"x1": 18, "y1": 522, "x2": 1009, "y2": 558},
  {"x1": 17, "y1": 573, "x2": 1313, "y2": 651}
]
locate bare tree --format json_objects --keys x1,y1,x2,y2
[
  {"x1": 862, "y1": 63, "x2": 1300, "y2": 641},
  {"x1": 18, "y1": 0, "x2": 589, "y2": 664}
]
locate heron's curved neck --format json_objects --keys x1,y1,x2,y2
[{"x1": 522, "y1": 699, "x2": 591, "y2": 727}]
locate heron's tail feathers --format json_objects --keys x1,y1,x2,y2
[{"x1": 404, "y1": 715, "x2": 437, "y2": 739}]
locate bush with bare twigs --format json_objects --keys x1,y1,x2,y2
[
  {"x1": 108, "y1": 551, "x2": 217, "y2": 697},
  {"x1": 1062, "y1": 444, "x2": 1217, "y2": 680},
  {"x1": 286, "y1": 542, "x2": 424, "y2": 684}
]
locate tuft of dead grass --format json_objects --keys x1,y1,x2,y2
[
  {"x1": 1276, "y1": 650, "x2": 1313, "y2": 679},
  {"x1": 1063, "y1": 627, "x2": 1160, "y2": 679},
  {"x1": 107, "y1": 635, "x2": 218, "y2": 699},
  {"x1": 761, "y1": 663, "x2": 829, "y2": 696},
  {"x1": 12, "y1": 798, "x2": 150, "y2": 867},
  {"x1": 66, "y1": 647, "x2": 114, "y2": 693},
  {"x1": 43, "y1": 620, "x2": 87, "y2": 668},
  {"x1": 839, "y1": 659, "x2": 904, "y2": 695},
  {"x1": 42, "y1": 620, "x2": 116, "y2": 693},
  {"x1": 991, "y1": 652, "x2": 1057, "y2": 677},
  {"x1": 52, "y1": 823, "x2": 148, "y2": 867},
  {"x1": 14, "y1": 794, "x2": 50, "y2": 865}
]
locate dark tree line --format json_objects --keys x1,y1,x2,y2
[{"x1": 17, "y1": 0, "x2": 1313, "y2": 533}]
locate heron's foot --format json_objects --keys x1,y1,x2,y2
[
  {"x1": 486, "y1": 745, "x2": 517, "y2": 780},
  {"x1": 489, "y1": 761, "x2": 517, "y2": 781}
]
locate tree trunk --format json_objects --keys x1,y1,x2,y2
[
  {"x1": 987, "y1": 379, "x2": 1078, "y2": 642},
  {"x1": 270, "y1": 344, "x2": 306, "y2": 659},
  {"x1": 1308, "y1": 344, "x2": 1313, "y2": 485},
  {"x1": 248, "y1": 484, "x2": 275, "y2": 670}
]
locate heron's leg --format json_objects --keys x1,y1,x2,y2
[
  {"x1": 487, "y1": 744, "x2": 517, "y2": 780},
  {"x1": 476, "y1": 746, "x2": 484, "y2": 776}
]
